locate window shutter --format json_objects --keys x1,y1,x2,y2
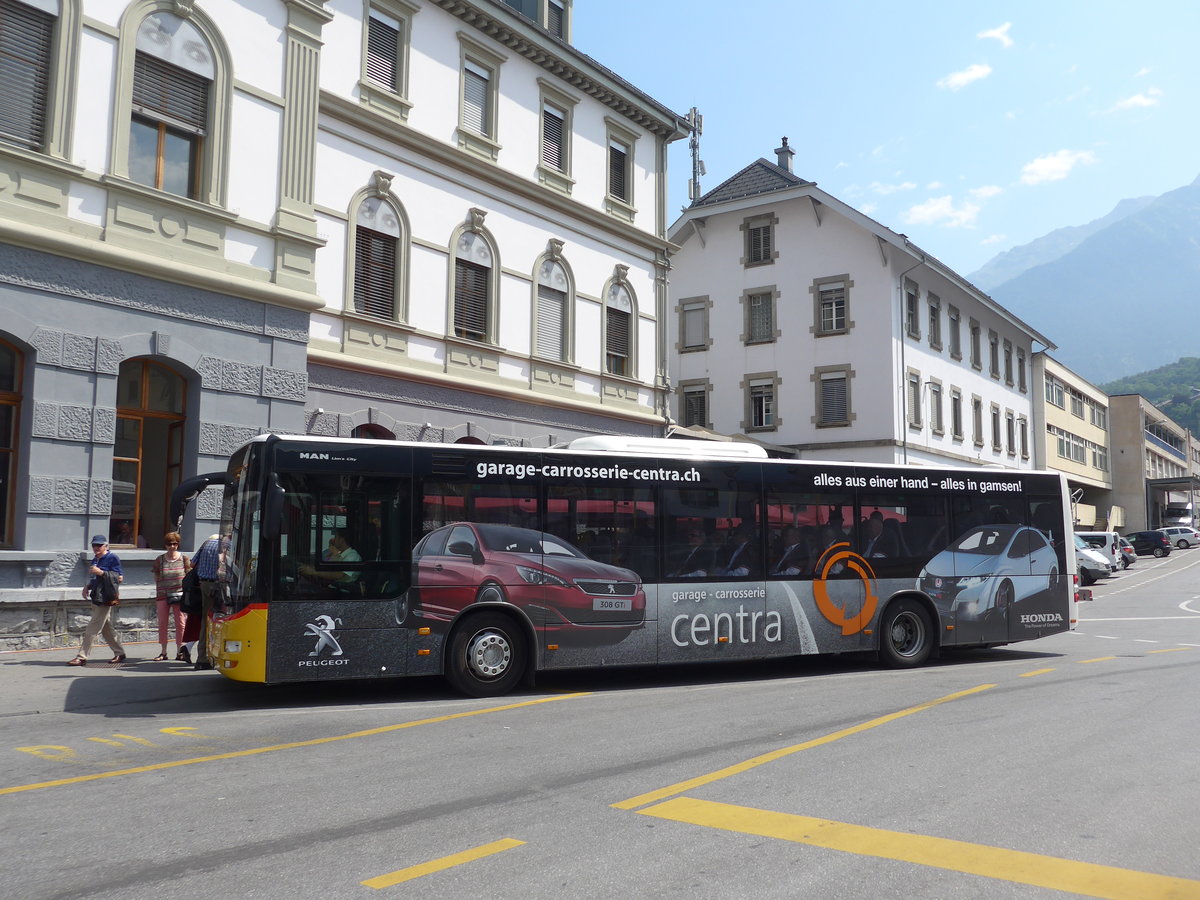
[
  {"x1": 536, "y1": 285, "x2": 565, "y2": 358},
  {"x1": 542, "y1": 104, "x2": 564, "y2": 171},
  {"x1": 748, "y1": 225, "x2": 771, "y2": 263},
  {"x1": 608, "y1": 142, "x2": 627, "y2": 201},
  {"x1": 821, "y1": 374, "x2": 847, "y2": 423},
  {"x1": 606, "y1": 307, "x2": 629, "y2": 374},
  {"x1": 462, "y1": 64, "x2": 489, "y2": 135},
  {"x1": 547, "y1": 1, "x2": 565, "y2": 37},
  {"x1": 353, "y1": 227, "x2": 396, "y2": 320},
  {"x1": 366, "y1": 15, "x2": 399, "y2": 90},
  {"x1": 684, "y1": 389, "x2": 706, "y2": 427},
  {"x1": 132, "y1": 53, "x2": 209, "y2": 134},
  {"x1": 0, "y1": 0, "x2": 55, "y2": 150},
  {"x1": 454, "y1": 259, "x2": 489, "y2": 341}
]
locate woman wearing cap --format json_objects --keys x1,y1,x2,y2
[{"x1": 68, "y1": 535, "x2": 126, "y2": 666}]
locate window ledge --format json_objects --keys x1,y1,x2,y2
[
  {"x1": 816, "y1": 420, "x2": 850, "y2": 429},
  {"x1": 456, "y1": 129, "x2": 501, "y2": 161},
  {"x1": 537, "y1": 165, "x2": 574, "y2": 194},
  {"x1": 604, "y1": 195, "x2": 636, "y2": 223},
  {"x1": 100, "y1": 174, "x2": 236, "y2": 222},
  {"x1": 357, "y1": 81, "x2": 412, "y2": 122}
]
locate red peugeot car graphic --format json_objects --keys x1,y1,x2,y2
[{"x1": 411, "y1": 523, "x2": 646, "y2": 638}]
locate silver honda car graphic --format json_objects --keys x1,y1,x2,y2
[{"x1": 918, "y1": 524, "x2": 1061, "y2": 622}]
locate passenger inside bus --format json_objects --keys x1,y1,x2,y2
[
  {"x1": 670, "y1": 526, "x2": 716, "y2": 577},
  {"x1": 770, "y1": 526, "x2": 807, "y2": 576}
]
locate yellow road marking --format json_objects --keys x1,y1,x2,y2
[
  {"x1": 639, "y1": 797, "x2": 1199, "y2": 899},
  {"x1": 1, "y1": 693, "x2": 588, "y2": 796},
  {"x1": 362, "y1": 838, "x2": 524, "y2": 889},
  {"x1": 1149, "y1": 647, "x2": 1193, "y2": 654},
  {"x1": 1080, "y1": 656, "x2": 1116, "y2": 663},
  {"x1": 612, "y1": 684, "x2": 995, "y2": 811},
  {"x1": 1020, "y1": 668, "x2": 1055, "y2": 677}
]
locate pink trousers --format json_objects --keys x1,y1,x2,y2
[{"x1": 156, "y1": 598, "x2": 189, "y2": 650}]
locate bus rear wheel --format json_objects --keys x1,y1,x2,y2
[
  {"x1": 879, "y1": 598, "x2": 933, "y2": 668},
  {"x1": 446, "y1": 611, "x2": 525, "y2": 697}
]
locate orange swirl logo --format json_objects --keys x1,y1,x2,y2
[{"x1": 812, "y1": 541, "x2": 880, "y2": 635}]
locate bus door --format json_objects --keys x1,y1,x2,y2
[
  {"x1": 541, "y1": 477, "x2": 659, "y2": 669},
  {"x1": 268, "y1": 459, "x2": 413, "y2": 682}
]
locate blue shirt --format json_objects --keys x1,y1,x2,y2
[
  {"x1": 194, "y1": 537, "x2": 222, "y2": 579},
  {"x1": 87, "y1": 550, "x2": 123, "y2": 588}
]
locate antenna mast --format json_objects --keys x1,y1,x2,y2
[{"x1": 686, "y1": 107, "x2": 705, "y2": 205}]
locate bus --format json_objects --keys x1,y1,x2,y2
[{"x1": 174, "y1": 434, "x2": 1077, "y2": 696}]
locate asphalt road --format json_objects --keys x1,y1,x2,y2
[{"x1": 3, "y1": 548, "x2": 1199, "y2": 899}]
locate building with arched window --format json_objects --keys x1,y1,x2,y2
[{"x1": 0, "y1": 0, "x2": 685, "y2": 647}]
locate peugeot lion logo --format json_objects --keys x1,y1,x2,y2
[
  {"x1": 607, "y1": 584, "x2": 616, "y2": 594},
  {"x1": 305, "y1": 615, "x2": 343, "y2": 657}
]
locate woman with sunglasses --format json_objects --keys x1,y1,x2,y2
[{"x1": 151, "y1": 531, "x2": 191, "y2": 662}]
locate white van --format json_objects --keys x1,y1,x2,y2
[{"x1": 1076, "y1": 530, "x2": 1123, "y2": 570}]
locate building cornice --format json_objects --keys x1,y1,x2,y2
[
  {"x1": 308, "y1": 346, "x2": 667, "y2": 427},
  {"x1": 430, "y1": 0, "x2": 688, "y2": 141}
]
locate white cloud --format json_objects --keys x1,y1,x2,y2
[
  {"x1": 1019, "y1": 150, "x2": 1096, "y2": 185},
  {"x1": 903, "y1": 195, "x2": 980, "y2": 228},
  {"x1": 937, "y1": 63, "x2": 993, "y2": 91},
  {"x1": 926, "y1": 181, "x2": 943, "y2": 190},
  {"x1": 859, "y1": 202, "x2": 878, "y2": 216},
  {"x1": 969, "y1": 185, "x2": 1003, "y2": 200},
  {"x1": 977, "y1": 22, "x2": 1013, "y2": 48},
  {"x1": 1134, "y1": 67, "x2": 1150, "y2": 77},
  {"x1": 1109, "y1": 87, "x2": 1162, "y2": 112},
  {"x1": 869, "y1": 180, "x2": 917, "y2": 195},
  {"x1": 981, "y1": 234, "x2": 1006, "y2": 246}
]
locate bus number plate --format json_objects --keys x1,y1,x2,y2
[{"x1": 593, "y1": 597, "x2": 632, "y2": 612}]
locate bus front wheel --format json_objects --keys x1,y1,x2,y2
[
  {"x1": 879, "y1": 598, "x2": 933, "y2": 668},
  {"x1": 446, "y1": 611, "x2": 525, "y2": 697}
]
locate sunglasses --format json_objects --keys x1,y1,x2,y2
[
  {"x1": 165, "y1": 542, "x2": 179, "y2": 546},
  {"x1": 92, "y1": 544, "x2": 106, "y2": 549}
]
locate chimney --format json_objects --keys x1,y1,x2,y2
[{"x1": 774, "y1": 136, "x2": 794, "y2": 173}]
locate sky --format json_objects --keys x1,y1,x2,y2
[{"x1": 572, "y1": 1, "x2": 1200, "y2": 277}]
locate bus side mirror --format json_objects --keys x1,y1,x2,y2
[{"x1": 262, "y1": 476, "x2": 285, "y2": 542}]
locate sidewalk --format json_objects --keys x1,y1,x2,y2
[{"x1": 0, "y1": 641, "x2": 227, "y2": 718}]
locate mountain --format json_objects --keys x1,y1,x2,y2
[
  {"x1": 968, "y1": 195, "x2": 1155, "y2": 292},
  {"x1": 972, "y1": 175, "x2": 1200, "y2": 384},
  {"x1": 1102, "y1": 357, "x2": 1200, "y2": 436}
]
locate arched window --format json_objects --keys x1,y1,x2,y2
[
  {"x1": 352, "y1": 423, "x2": 394, "y2": 440},
  {"x1": 450, "y1": 211, "x2": 499, "y2": 343},
  {"x1": 112, "y1": 359, "x2": 186, "y2": 548},
  {"x1": 0, "y1": 338, "x2": 22, "y2": 547},
  {"x1": 534, "y1": 248, "x2": 573, "y2": 362},
  {"x1": 128, "y1": 12, "x2": 213, "y2": 198},
  {"x1": 353, "y1": 196, "x2": 402, "y2": 320},
  {"x1": 604, "y1": 274, "x2": 635, "y2": 377},
  {"x1": 114, "y1": 3, "x2": 231, "y2": 205}
]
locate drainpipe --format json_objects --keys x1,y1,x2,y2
[{"x1": 898, "y1": 249, "x2": 926, "y2": 464}]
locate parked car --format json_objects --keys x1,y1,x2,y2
[
  {"x1": 1075, "y1": 530, "x2": 1122, "y2": 571},
  {"x1": 1157, "y1": 526, "x2": 1200, "y2": 549},
  {"x1": 1117, "y1": 537, "x2": 1137, "y2": 569},
  {"x1": 410, "y1": 522, "x2": 646, "y2": 640},
  {"x1": 1072, "y1": 533, "x2": 1111, "y2": 585},
  {"x1": 1127, "y1": 530, "x2": 1173, "y2": 558}
]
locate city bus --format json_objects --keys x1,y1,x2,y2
[{"x1": 174, "y1": 434, "x2": 1077, "y2": 696}]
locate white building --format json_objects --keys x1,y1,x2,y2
[
  {"x1": 667, "y1": 140, "x2": 1052, "y2": 469},
  {"x1": 305, "y1": 0, "x2": 689, "y2": 445},
  {"x1": 0, "y1": 0, "x2": 686, "y2": 647}
]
